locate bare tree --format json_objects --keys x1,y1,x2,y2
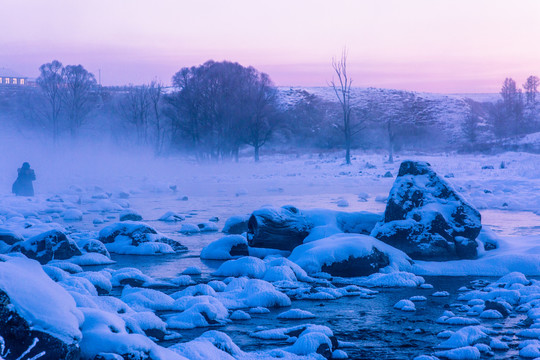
[
  {"x1": 148, "y1": 80, "x2": 165, "y2": 154},
  {"x1": 242, "y1": 71, "x2": 280, "y2": 162},
  {"x1": 330, "y1": 49, "x2": 353, "y2": 164},
  {"x1": 119, "y1": 85, "x2": 151, "y2": 145},
  {"x1": 62, "y1": 64, "x2": 97, "y2": 138},
  {"x1": 37, "y1": 60, "x2": 64, "y2": 143}
]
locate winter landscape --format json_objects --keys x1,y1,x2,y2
[{"x1": 2, "y1": 1, "x2": 540, "y2": 360}]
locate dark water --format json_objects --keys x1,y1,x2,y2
[{"x1": 158, "y1": 276, "x2": 523, "y2": 360}]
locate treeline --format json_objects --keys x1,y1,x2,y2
[
  {"x1": 462, "y1": 76, "x2": 540, "y2": 150},
  {"x1": 1, "y1": 59, "x2": 539, "y2": 161}
]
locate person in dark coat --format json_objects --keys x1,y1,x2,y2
[{"x1": 12, "y1": 162, "x2": 36, "y2": 196}]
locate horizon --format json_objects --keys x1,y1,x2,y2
[{"x1": 2, "y1": 0, "x2": 540, "y2": 93}]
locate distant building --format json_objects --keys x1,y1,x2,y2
[{"x1": 0, "y1": 68, "x2": 31, "y2": 86}]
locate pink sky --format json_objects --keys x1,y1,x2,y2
[{"x1": 1, "y1": 0, "x2": 539, "y2": 93}]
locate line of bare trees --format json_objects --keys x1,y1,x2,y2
[{"x1": 4, "y1": 58, "x2": 540, "y2": 161}]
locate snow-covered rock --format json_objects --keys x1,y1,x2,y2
[
  {"x1": 371, "y1": 160, "x2": 482, "y2": 261},
  {"x1": 179, "y1": 223, "x2": 201, "y2": 234},
  {"x1": 0, "y1": 257, "x2": 83, "y2": 359},
  {"x1": 197, "y1": 222, "x2": 219, "y2": 232},
  {"x1": 288, "y1": 233, "x2": 412, "y2": 277},
  {"x1": 277, "y1": 309, "x2": 316, "y2": 319},
  {"x1": 63, "y1": 209, "x2": 83, "y2": 221},
  {"x1": 119, "y1": 209, "x2": 143, "y2": 222},
  {"x1": 200, "y1": 235, "x2": 249, "y2": 260},
  {"x1": 158, "y1": 211, "x2": 185, "y2": 222},
  {"x1": 10, "y1": 229, "x2": 82, "y2": 264},
  {"x1": 222, "y1": 215, "x2": 249, "y2": 235},
  {"x1": 99, "y1": 222, "x2": 187, "y2": 255}
]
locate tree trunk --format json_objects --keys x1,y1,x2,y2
[
  {"x1": 345, "y1": 125, "x2": 351, "y2": 165},
  {"x1": 387, "y1": 120, "x2": 394, "y2": 164},
  {"x1": 254, "y1": 145, "x2": 260, "y2": 162}
]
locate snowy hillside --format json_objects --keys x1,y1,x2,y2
[{"x1": 278, "y1": 86, "x2": 489, "y2": 147}]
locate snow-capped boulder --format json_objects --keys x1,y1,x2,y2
[
  {"x1": 0, "y1": 257, "x2": 83, "y2": 360},
  {"x1": 10, "y1": 229, "x2": 82, "y2": 264},
  {"x1": 289, "y1": 233, "x2": 412, "y2": 277},
  {"x1": 158, "y1": 211, "x2": 185, "y2": 222},
  {"x1": 248, "y1": 206, "x2": 312, "y2": 251},
  {"x1": 197, "y1": 222, "x2": 219, "y2": 232},
  {"x1": 371, "y1": 160, "x2": 482, "y2": 261},
  {"x1": 200, "y1": 235, "x2": 249, "y2": 260},
  {"x1": 0, "y1": 229, "x2": 23, "y2": 253},
  {"x1": 119, "y1": 209, "x2": 143, "y2": 222},
  {"x1": 179, "y1": 223, "x2": 201, "y2": 234},
  {"x1": 63, "y1": 209, "x2": 83, "y2": 221},
  {"x1": 98, "y1": 222, "x2": 187, "y2": 254},
  {"x1": 81, "y1": 239, "x2": 111, "y2": 258},
  {"x1": 222, "y1": 215, "x2": 250, "y2": 234}
]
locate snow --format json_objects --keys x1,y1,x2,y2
[
  {"x1": 277, "y1": 309, "x2": 316, "y2": 319},
  {"x1": 0, "y1": 257, "x2": 83, "y2": 344},
  {"x1": 394, "y1": 299, "x2": 416, "y2": 312},
  {"x1": 79, "y1": 307, "x2": 186, "y2": 360},
  {"x1": 230, "y1": 310, "x2": 251, "y2": 321},
  {"x1": 434, "y1": 346, "x2": 481, "y2": 360},
  {"x1": 213, "y1": 256, "x2": 267, "y2": 278},
  {"x1": 63, "y1": 208, "x2": 83, "y2": 221}
]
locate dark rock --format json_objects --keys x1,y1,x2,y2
[
  {"x1": 117, "y1": 191, "x2": 130, "y2": 199},
  {"x1": 222, "y1": 215, "x2": 250, "y2": 235},
  {"x1": 321, "y1": 249, "x2": 390, "y2": 277},
  {"x1": 485, "y1": 300, "x2": 509, "y2": 317},
  {"x1": 383, "y1": 171, "x2": 393, "y2": 178},
  {"x1": 10, "y1": 230, "x2": 82, "y2": 264},
  {"x1": 0, "y1": 290, "x2": 80, "y2": 360},
  {"x1": 209, "y1": 216, "x2": 219, "y2": 223},
  {"x1": 230, "y1": 243, "x2": 249, "y2": 257},
  {"x1": 371, "y1": 160, "x2": 482, "y2": 261},
  {"x1": 247, "y1": 206, "x2": 313, "y2": 251},
  {"x1": 482, "y1": 165, "x2": 494, "y2": 170}
]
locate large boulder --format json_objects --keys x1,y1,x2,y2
[
  {"x1": 371, "y1": 160, "x2": 482, "y2": 261},
  {"x1": 248, "y1": 206, "x2": 313, "y2": 251},
  {"x1": 98, "y1": 222, "x2": 187, "y2": 255},
  {"x1": 10, "y1": 230, "x2": 82, "y2": 264},
  {"x1": 288, "y1": 233, "x2": 412, "y2": 277},
  {"x1": 0, "y1": 257, "x2": 82, "y2": 360}
]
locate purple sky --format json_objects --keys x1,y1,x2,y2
[{"x1": 2, "y1": 0, "x2": 539, "y2": 93}]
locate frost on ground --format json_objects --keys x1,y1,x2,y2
[{"x1": 0, "y1": 151, "x2": 539, "y2": 358}]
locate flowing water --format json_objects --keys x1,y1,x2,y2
[{"x1": 73, "y1": 191, "x2": 539, "y2": 359}]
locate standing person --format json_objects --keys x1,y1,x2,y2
[{"x1": 12, "y1": 162, "x2": 36, "y2": 196}]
